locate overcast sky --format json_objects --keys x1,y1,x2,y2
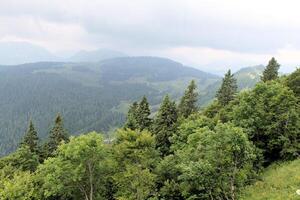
[{"x1": 0, "y1": 0, "x2": 300, "y2": 73}]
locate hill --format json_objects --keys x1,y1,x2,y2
[
  {"x1": 0, "y1": 57, "x2": 264, "y2": 156},
  {"x1": 240, "y1": 159, "x2": 300, "y2": 200}
]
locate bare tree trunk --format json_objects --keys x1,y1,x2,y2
[{"x1": 88, "y1": 162, "x2": 94, "y2": 200}]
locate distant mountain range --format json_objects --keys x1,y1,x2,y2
[
  {"x1": 0, "y1": 56, "x2": 264, "y2": 156},
  {"x1": 0, "y1": 42, "x2": 58, "y2": 65},
  {"x1": 0, "y1": 42, "x2": 127, "y2": 65}
]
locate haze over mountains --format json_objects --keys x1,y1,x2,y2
[{"x1": 0, "y1": 42, "x2": 128, "y2": 65}]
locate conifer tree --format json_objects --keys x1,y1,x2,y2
[
  {"x1": 261, "y1": 57, "x2": 280, "y2": 82},
  {"x1": 178, "y1": 80, "x2": 198, "y2": 118},
  {"x1": 21, "y1": 120, "x2": 39, "y2": 153},
  {"x1": 152, "y1": 95, "x2": 178, "y2": 156},
  {"x1": 124, "y1": 102, "x2": 139, "y2": 130},
  {"x1": 45, "y1": 114, "x2": 69, "y2": 156},
  {"x1": 136, "y1": 96, "x2": 152, "y2": 130},
  {"x1": 216, "y1": 69, "x2": 238, "y2": 106}
]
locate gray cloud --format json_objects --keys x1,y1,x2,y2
[{"x1": 0, "y1": 0, "x2": 300, "y2": 72}]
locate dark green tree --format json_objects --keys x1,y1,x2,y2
[
  {"x1": 177, "y1": 123, "x2": 256, "y2": 200},
  {"x1": 124, "y1": 102, "x2": 139, "y2": 130},
  {"x1": 231, "y1": 81, "x2": 300, "y2": 164},
  {"x1": 152, "y1": 95, "x2": 178, "y2": 156},
  {"x1": 136, "y1": 96, "x2": 152, "y2": 130},
  {"x1": 178, "y1": 80, "x2": 198, "y2": 118},
  {"x1": 261, "y1": 57, "x2": 280, "y2": 82},
  {"x1": 45, "y1": 114, "x2": 69, "y2": 157},
  {"x1": 285, "y1": 68, "x2": 300, "y2": 97},
  {"x1": 21, "y1": 120, "x2": 39, "y2": 153},
  {"x1": 216, "y1": 69, "x2": 238, "y2": 106}
]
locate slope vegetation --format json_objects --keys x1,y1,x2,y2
[{"x1": 240, "y1": 159, "x2": 300, "y2": 200}]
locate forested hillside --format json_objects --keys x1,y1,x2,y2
[
  {"x1": 0, "y1": 57, "x2": 263, "y2": 156},
  {"x1": 0, "y1": 57, "x2": 298, "y2": 200}
]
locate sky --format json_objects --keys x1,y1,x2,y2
[{"x1": 0, "y1": 0, "x2": 300, "y2": 73}]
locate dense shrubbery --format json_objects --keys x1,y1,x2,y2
[{"x1": 0, "y1": 59, "x2": 299, "y2": 199}]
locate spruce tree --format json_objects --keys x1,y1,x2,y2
[
  {"x1": 46, "y1": 114, "x2": 69, "y2": 156},
  {"x1": 124, "y1": 102, "x2": 139, "y2": 130},
  {"x1": 261, "y1": 57, "x2": 280, "y2": 82},
  {"x1": 152, "y1": 95, "x2": 178, "y2": 156},
  {"x1": 136, "y1": 96, "x2": 152, "y2": 130},
  {"x1": 178, "y1": 80, "x2": 198, "y2": 118},
  {"x1": 216, "y1": 69, "x2": 238, "y2": 106},
  {"x1": 21, "y1": 120, "x2": 39, "y2": 153}
]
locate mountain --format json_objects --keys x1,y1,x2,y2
[
  {"x1": 0, "y1": 57, "x2": 264, "y2": 156},
  {"x1": 234, "y1": 65, "x2": 264, "y2": 90},
  {"x1": 0, "y1": 57, "x2": 219, "y2": 156},
  {"x1": 0, "y1": 42, "x2": 59, "y2": 65},
  {"x1": 67, "y1": 49, "x2": 127, "y2": 62}
]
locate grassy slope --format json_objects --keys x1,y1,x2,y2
[{"x1": 240, "y1": 159, "x2": 300, "y2": 200}]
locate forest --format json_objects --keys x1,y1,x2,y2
[{"x1": 0, "y1": 57, "x2": 299, "y2": 200}]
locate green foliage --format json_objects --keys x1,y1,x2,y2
[
  {"x1": 112, "y1": 129, "x2": 159, "y2": 200},
  {"x1": 152, "y1": 95, "x2": 178, "y2": 156},
  {"x1": 177, "y1": 123, "x2": 256, "y2": 200},
  {"x1": 178, "y1": 80, "x2": 198, "y2": 118},
  {"x1": 44, "y1": 114, "x2": 69, "y2": 157},
  {"x1": 216, "y1": 69, "x2": 238, "y2": 106},
  {"x1": 155, "y1": 155, "x2": 183, "y2": 200},
  {"x1": 0, "y1": 63, "x2": 298, "y2": 199},
  {"x1": 0, "y1": 146, "x2": 39, "y2": 172},
  {"x1": 124, "y1": 102, "x2": 139, "y2": 130},
  {"x1": 202, "y1": 100, "x2": 222, "y2": 118},
  {"x1": 37, "y1": 132, "x2": 112, "y2": 200},
  {"x1": 240, "y1": 159, "x2": 300, "y2": 200},
  {"x1": 124, "y1": 97, "x2": 152, "y2": 131},
  {"x1": 21, "y1": 120, "x2": 39, "y2": 153},
  {"x1": 261, "y1": 57, "x2": 280, "y2": 82},
  {"x1": 286, "y1": 68, "x2": 300, "y2": 97},
  {"x1": 0, "y1": 168, "x2": 37, "y2": 200},
  {"x1": 136, "y1": 96, "x2": 152, "y2": 130},
  {"x1": 231, "y1": 81, "x2": 300, "y2": 164},
  {"x1": 171, "y1": 113, "x2": 216, "y2": 151}
]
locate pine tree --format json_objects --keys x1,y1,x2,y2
[
  {"x1": 136, "y1": 96, "x2": 152, "y2": 130},
  {"x1": 216, "y1": 69, "x2": 238, "y2": 106},
  {"x1": 261, "y1": 57, "x2": 280, "y2": 82},
  {"x1": 46, "y1": 114, "x2": 69, "y2": 156},
  {"x1": 21, "y1": 120, "x2": 39, "y2": 153},
  {"x1": 178, "y1": 80, "x2": 198, "y2": 118},
  {"x1": 152, "y1": 95, "x2": 178, "y2": 156},
  {"x1": 124, "y1": 102, "x2": 139, "y2": 130}
]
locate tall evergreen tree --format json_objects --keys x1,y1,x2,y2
[
  {"x1": 45, "y1": 114, "x2": 69, "y2": 156},
  {"x1": 152, "y1": 95, "x2": 178, "y2": 156},
  {"x1": 216, "y1": 69, "x2": 238, "y2": 106},
  {"x1": 124, "y1": 102, "x2": 139, "y2": 130},
  {"x1": 20, "y1": 120, "x2": 39, "y2": 153},
  {"x1": 136, "y1": 96, "x2": 152, "y2": 130},
  {"x1": 178, "y1": 80, "x2": 198, "y2": 118},
  {"x1": 261, "y1": 57, "x2": 280, "y2": 82}
]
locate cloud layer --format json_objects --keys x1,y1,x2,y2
[{"x1": 0, "y1": 0, "x2": 300, "y2": 73}]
